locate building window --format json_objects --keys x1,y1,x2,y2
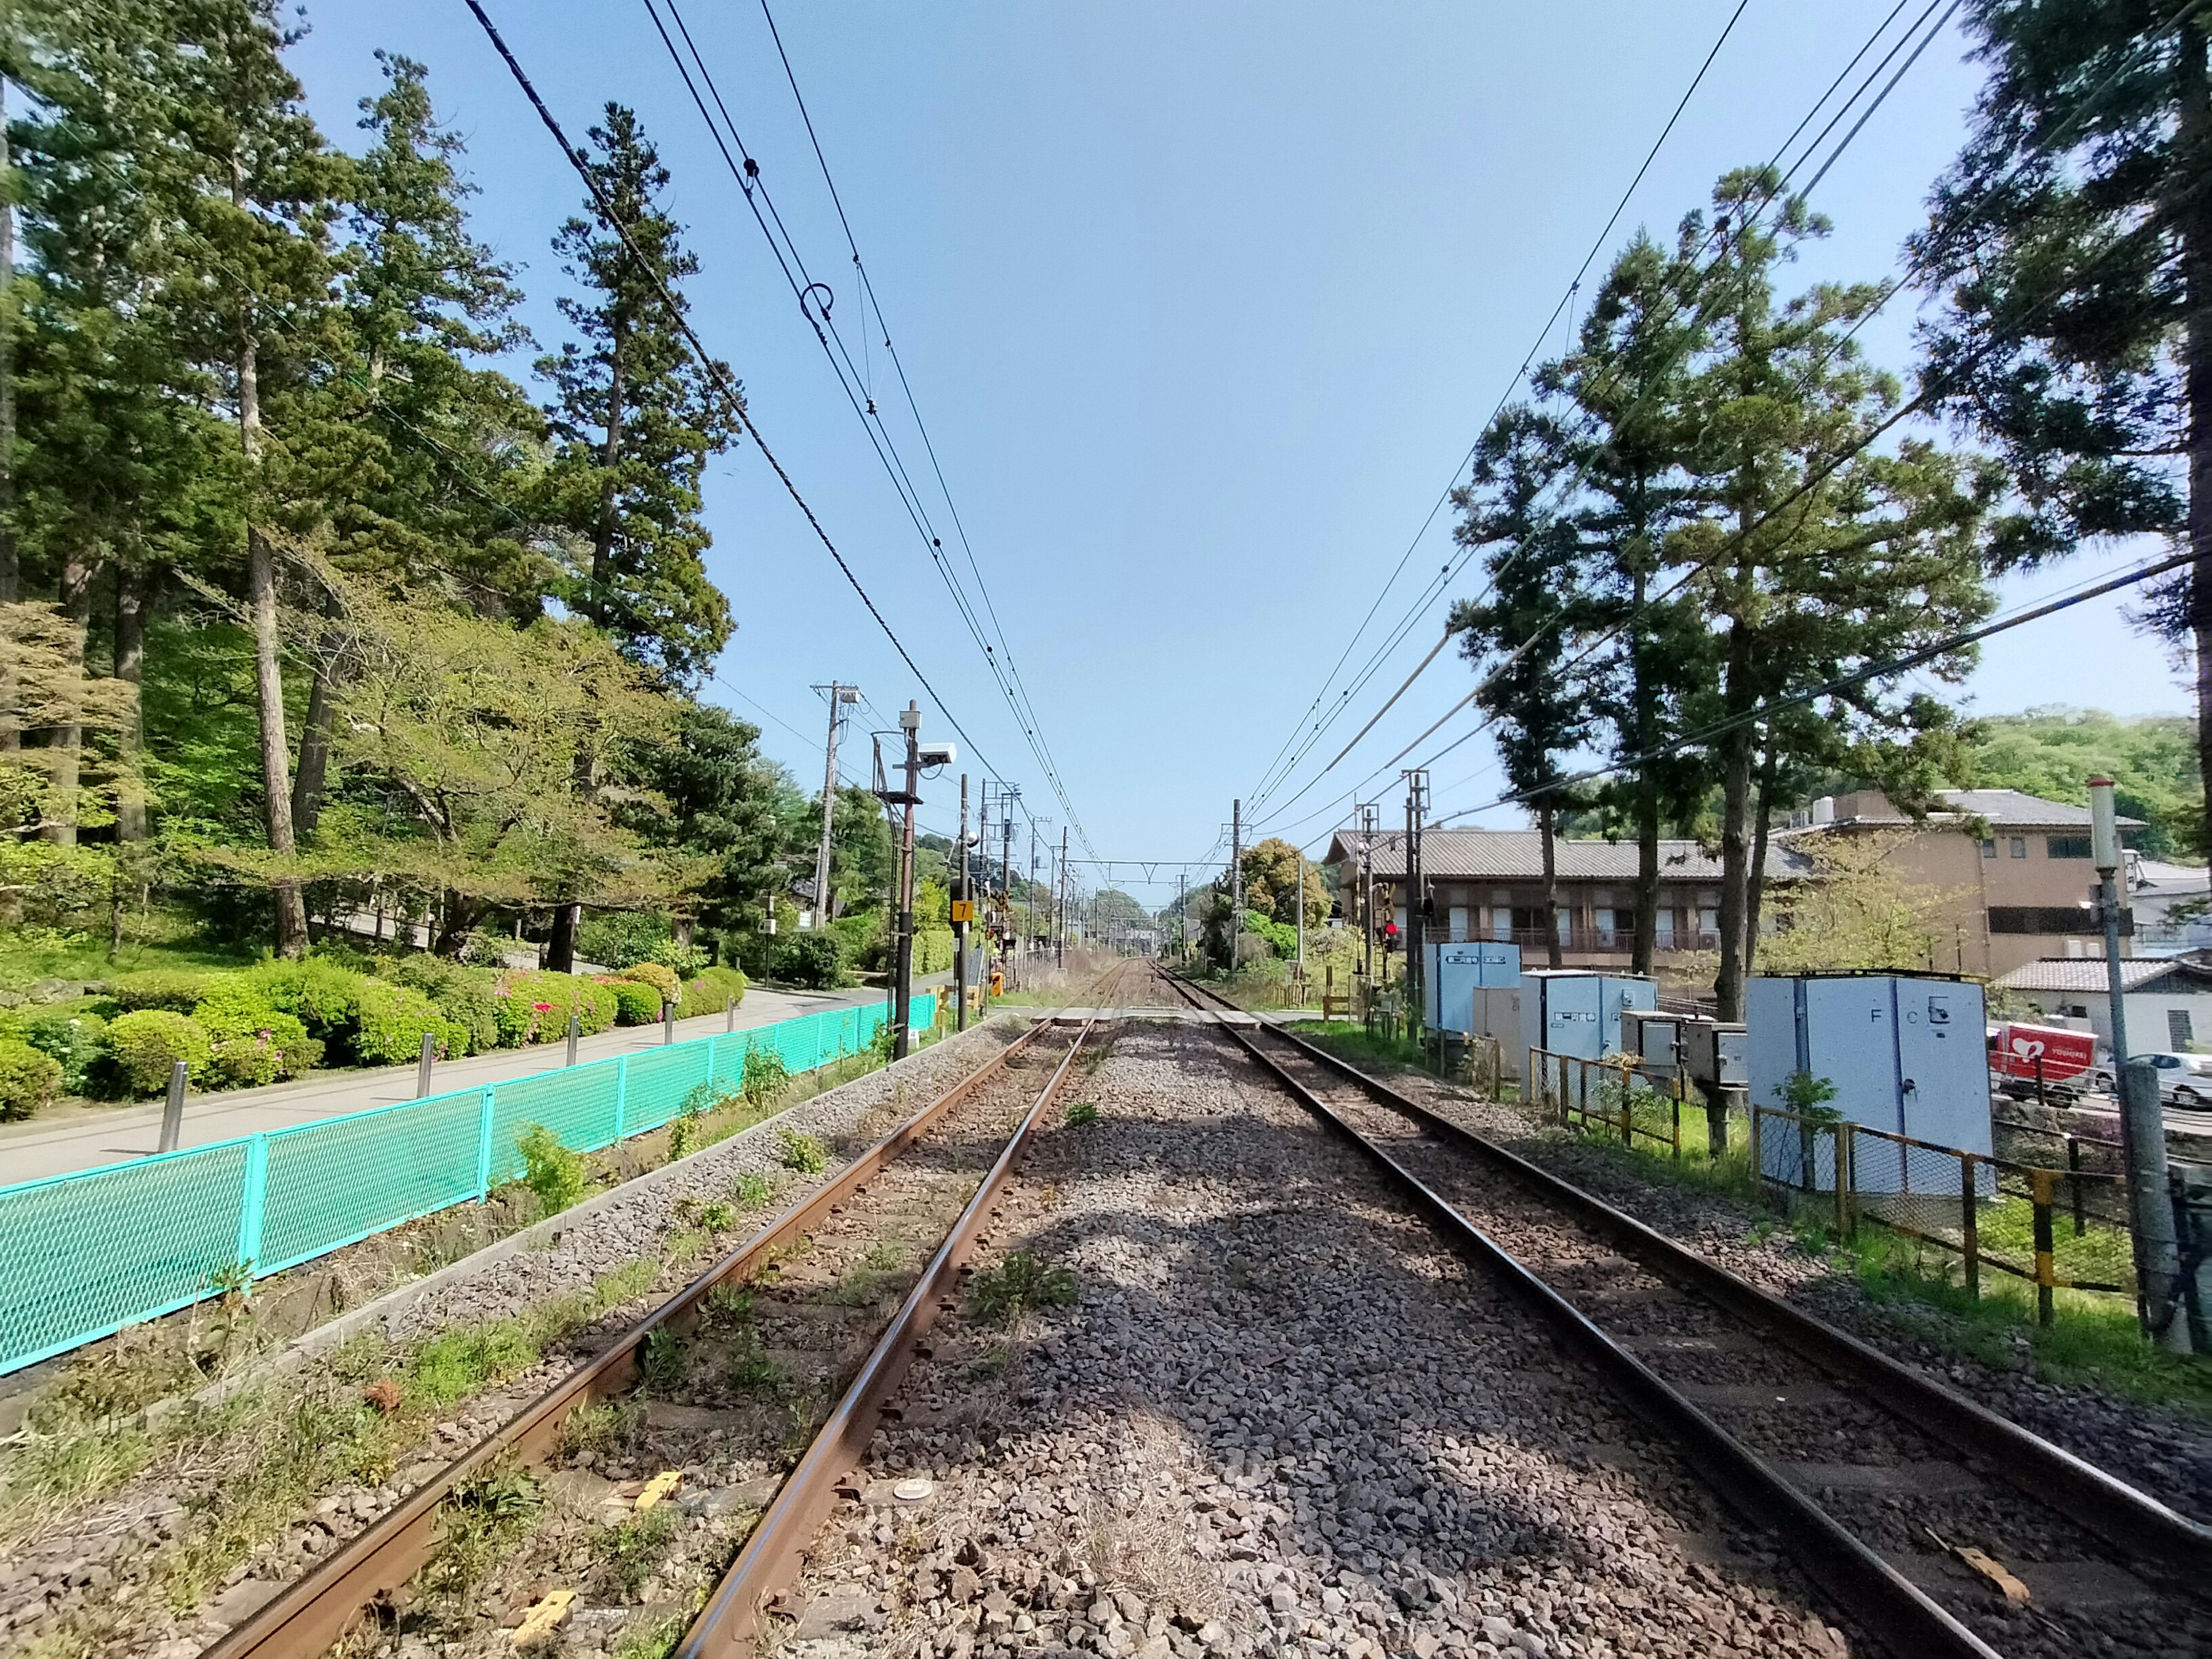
[
  {"x1": 1696, "y1": 891, "x2": 1719, "y2": 942},
  {"x1": 1980, "y1": 838, "x2": 1997, "y2": 859},
  {"x1": 1656, "y1": 907, "x2": 1677, "y2": 948},
  {"x1": 2170, "y1": 1009, "x2": 2194, "y2": 1051},
  {"x1": 1555, "y1": 907, "x2": 1571, "y2": 944},
  {"x1": 2009, "y1": 836, "x2": 2028, "y2": 858},
  {"x1": 1988, "y1": 906, "x2": 2128, "y2": 935},
  {"x1": 1490, "y1": 908, "x2": 1510, "y2": 944},
  {"x1": 1448, "y1": 905, "x2": 1469, "y2": 943},
  {"x1": 1593, "y1": 891, "x2": 1616, "y2": 946},
  {"x1": 2047, "y1": 835, "x2": 2092, "y2": 859}
]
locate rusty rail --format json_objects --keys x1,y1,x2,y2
[
  {"x1": 202, "y1": 1017, "x2": 1066, "y2": 1659},
  {"x1": 1163, "y1": 971, "x2": 2212, "y2": 1657},
  {"x1": 675, "y1": 1016, "x2": 1101, "y2": 1657}
]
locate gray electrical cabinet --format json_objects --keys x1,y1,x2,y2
[
  {"x1": 1520, "y1": 970, "x2": 1658, "y2": 1068},
  {"x1": 1620, "y1": 1009, "x2": 1684, "y2": 1079},
  {"x1": 1681, "y1": 1020, "x2": 1746, "y2": 1089},
  {"x1": 1473, "y1": 984, "x2": 1524, "y2": 1080},
  {"x1": 1748, "y1": 973, "x2": 1990, "y2": 1194},
  {"x1": 1424, "y1": 941, "x2": 1522, "y2": 1033}
]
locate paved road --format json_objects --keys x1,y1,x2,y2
[{"x1": 0, "y1": 977, "x2": 949, "y2": 1188}]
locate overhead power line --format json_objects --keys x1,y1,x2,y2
[
  {"x1": 461, "y1": 0, "x2": 1047, "y2": 844},
  {"x1": 638, "y1": 0, "x2": 1097, "y2": 862}
]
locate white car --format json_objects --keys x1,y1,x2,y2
[{"x1": 2086, "y1": 1051, "x2": 2212, "y2": 1106}]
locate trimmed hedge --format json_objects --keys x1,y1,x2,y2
[
  {"x1": 193, "y1": 982, "x2": 321, "y2": 1086},
  {"x1": 107, "y1": 1010, "x2": 213, "y2": 1096},
  {"x1": 354, "y1": 982, "x2": 469, "y2": 1067},
  {"x1": 678, "y1": 965, "x2": 747, "y2": 1020},
  {"x1": 493, "y1": 969, "x2": 616, "y2": 1046},
  {"x1": 240, "y1": 957, "x2": 365, "y2": 1036},
  {"x1": 109, "y1": 969, "x2": 210, "y2": 1013},
  {"x1": 384, "y1": 956, "x2": 501, "y2": 1055},
  {"x1": 772, "y1": 933, "x2": 847, "y2": 990},
  {"x1": 615, "y1": 961, "x2": 681, "y2": 1002},
  {"x1": 1, "y1": 1002, "x2": 107, "y2": 1094},
  {"x1": 0, "y1": 1037, "x2": 63, "y2": 1122},
  {"x1": 600, "y1": 976, "x2": 661, "y2": 1025}
]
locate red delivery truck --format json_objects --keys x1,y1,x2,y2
[{"x1": 1987, "y1": 1022, "x2": 2096, "y2": 1095}]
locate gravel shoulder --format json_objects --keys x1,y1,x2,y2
[
  {"x1": 0, "y1": 1017, "x2": 1023, "y2": 1659},
  {"x1": 769, "y1": 1021, "x2": 1855, "y2": 1659}
]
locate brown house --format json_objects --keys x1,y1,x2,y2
[
  {"x1": 1322, "y1": 827, "x2": 1809, "y2": 970},
  {"x1": 1778, "y1": 788, "x2": 2144, "y2": 980}
]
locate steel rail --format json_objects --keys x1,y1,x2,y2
[
  {"x1": 1167, "y1": 973, "x2": 2212, "y2": 1581},
  {"x1": 1169, "y1": 985, "x2": 1997, "y2": 1659},
  {"x1": 675, "y1": 1013, "x2": 1104, "y2": 1658},
  {"x1": 203, "y1": 1017, "x2": 1064, "y2": 1659}
]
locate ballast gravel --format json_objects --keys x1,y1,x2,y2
[
  {"x1": 1373, "y1": 1066, "x2": 2212, "y2": 1527},
  {"x1": 0, "y1": 1018, "x2": 1023, "y2": 1658},
  {"x1": 771, "y1": 1022, "x2": 1853, "y2": 1659}
]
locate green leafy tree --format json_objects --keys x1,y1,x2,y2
[
  {"x1": 615, "y1": 701, "x2": 786, "y2": 943},
  {"x1": 1236, "y1": 837, "x2": 1326, "y2": 929},
  {"x1": 1956, "y1": 706, "x2": 2202, "y2": 857},
  {"x1": 1911, "y1": 1, "x2": 2212, "y2": 812}
]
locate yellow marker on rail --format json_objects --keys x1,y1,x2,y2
[{"x1": 512, "y1": 1588, "x2": 577, "y2": 1645}]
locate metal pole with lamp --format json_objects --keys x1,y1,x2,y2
[{"x1": 2092, "y1": 774, "x2": 2191, "y2": 1351}]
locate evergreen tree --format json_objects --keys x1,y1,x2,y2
[
  {"x1": 1912, "y1": 1, "x2": 2212, "y2": 808},
  {"x1": 1679, "y1": 169, "x2": 1996, "y2": 1016},
  {"x1": 537, "y1": 106, "x2": 736, "y2": 685},
  {"x1": 615, "y1": 702, "x2": 787, "y2": 945},
  {"x1": 1539, "y1": 232, "x2": 1713, "y2": 974},
  {"x1": 1449, "y1": 406, "x2": 1594, "y2": 969}
]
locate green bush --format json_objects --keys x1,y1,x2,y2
[
  {"x1": 516, "y1": 1122, "x2": 585, "y2": 1216},
  {"x1": 354, "y1": 981, "x2": 468, "y2": 1067},
  {"x1": 740, "y1": 1043, "x2": 788, "y2": 1109},
  {"x1": 776, "y1": 1127, "x2": 827, "y2": 1173},
  {"x1": 3, "y1": 1002, "x2": 108, "y2": 1094},
  {"x1": 0, "y1": 1037, "x2": 63, "y2": 1120},
  {"x1": 771, "y1": 933, "x2": 847, "y2": 990},
  {"x1": 193, "y1": 982, "x2": 320, "y2": 1086},
  {"x1": 108, "y1": 969, "x2": 210, "y2": 1013},
  {"x1": 240, "y1": 957, "x2": 365, "y2": 1036},
  {"x1": 679, "y1": 965, "x2": 747, "y2": 1020},
  {"x1": 490, "y1": 969, "x2": 615, "y2": 1046},
  {"x1": 600, "y1": 977, "x2": 662, "y2": 1026},
  {"x1": 105, "y1": 1010, "x2": 213, "y2": 1096},
  {"x1": 914, "y1": 927, "x2": 955, "y2": 976},
  {"x1": 616, "y1": 961, "x2": 681, "y2": 1002},
  {"x1": 384, "y1": 956, "x2": 501, "y2": 1055}
]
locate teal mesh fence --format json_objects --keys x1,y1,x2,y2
[{"x1": 0, "y1": 992, "x2": 935, "y2": 1376}]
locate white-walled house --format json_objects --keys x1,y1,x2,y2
[{"x1": 1997, "y1": 953, "x2": 2212, "y2": 1054}]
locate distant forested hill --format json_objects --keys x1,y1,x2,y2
[{"x1": 1956, "y1": 709, "x2": 2200, "y2": 859}]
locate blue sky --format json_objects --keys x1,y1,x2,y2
[{"x1": 288, "y1": 1, "x2": 2188, "y2": 906}]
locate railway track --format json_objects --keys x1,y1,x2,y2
[
  {"x1": 199, "y1": 960, "x2": 1139, "y2": 1659},
  {"x1": 1158, "y1": 965, "x2": 2211, "y2": 1658}
]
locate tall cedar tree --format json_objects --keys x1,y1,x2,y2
[
  {"x1": 1538, "y1": 232, "x2": 1713, "y2": 973},
  {"x1": 165, "y1": 0, "x2": 343, "y2": 956},
  {"x1": 1912, "y1": 2, "x2": 2212, "y2": 813},
  {"x1": 615, "y1": 702, "x2": 787, "y2": 945},
  {"x1": 1449, "y1": 406, "x2": 1593, "y2": 968},
  {"x1": 538, "y1": 106, "x2": 736, "y2": 682},
  {"x1": 537, "y1": 107, "x2": 735, "y2": 969},
  {"x1": 293, "y1": 51, "x2": 543, "y2": 837},
  {"x1": 1681, "y1": 169, "x2": 1995, "y2": 1017}
]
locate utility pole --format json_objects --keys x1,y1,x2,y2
[
  {"x1": 1404, "y1": 771, "x2": 1428, "y2": 1042},
  {"x1": 1296, "y1": 847, "x2": 1305, "y2": 997},
  {"x1": 2094, "y1": 777, "x2": 2190, "y2": 1351},
  {"x1": 954, "y1": 773, "x2": 971, "y2": 1031},
  {"x1": 1058, "y1": 828, "x2": 1069, "y2": 968},
  {"x1": 809, "y1": 683, "x2": 859, "y2": 930},
  {"x1": 1360, "y1": 803, "x2": 1376, "y2": 997},
  {"x1": 894, "y1": 704, "x2": 921, "y2": 1057},
  {"x1": 1176, "y1": 870, "x2": 1187, "y2": 960},
  {"x1": 1230, "y1": 798, "x2": 1243, "y2": 976}
]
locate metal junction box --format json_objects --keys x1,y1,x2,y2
[
  {"x1": 1473, "y1": 984, "x2": 1524, "y2": 1080},
  {"x1": 1748, "y1": 973, "x2": 1990, "y2": 1195},
  {"x1": 1425, "y1": 941, "x2": 1522, "y2": 1033},
  {"x1": 1619, "y1": 1009, "x2": 1685, "y2": 1079},
  {"x1": 1520, "y1": 970, "x2": 1658, "y2": 1069},
  {"x1": 1680, "y1": 1020, "x2": 1747, "y2": 1089}
]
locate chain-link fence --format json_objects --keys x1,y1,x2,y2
[{"x1": 0, "y1": 993, "x2": 936, "y2": 1378}]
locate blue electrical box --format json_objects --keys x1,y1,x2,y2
[
  {"x1": 1518, "y1": 970, "x2": 1657, "y2": 1065},
  {"x1": 1748, "y1": 973, "x2": 1990, "y2": 1194},
  {"x1": 1424, "y1": 941, "x2": 1521, "y2": 1032}
]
